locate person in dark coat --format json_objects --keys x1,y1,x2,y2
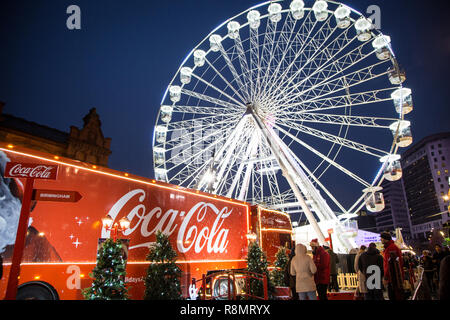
[
  {"x1": 358, "y1": 243, "x2": 384, "y2": 300},
  {"x1": 324, "y1": 246, "x2": 340, "y2": 292},
  {"x1": 433, "y1": 244, "x2": 448, "y2": 282},
  {"x1": 380, "y1": 232, "x2": 404, "y2": 300},
  {"x1": 310, "y1": 239, "x2": 330, "y2": 301},
  {"x1": 347, "y1": 249, "x2": 357, "y2": 273},
  {"x1": 439, "y1": 255, "x2": 450, "y2": 300},
  {"x1": 421, "y1": 250, "x2": 436, "y2": 294}
]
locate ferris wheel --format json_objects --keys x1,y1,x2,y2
[{"x1": 153, "y1": 0, "x2": 413, "y2": 253}]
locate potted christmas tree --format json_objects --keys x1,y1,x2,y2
[
  {"x1": 83, "y1": 238, "x2": 129, "y2": 300},
  {"x1": 271, "y1": 246, "x2": 291, "y2": 300},
  {"x1": 246, "y1": 241, "x2": 274, "y2": 300},
  {"x1": 144, "y1": 231, "x2": 183, "y2": 300}
]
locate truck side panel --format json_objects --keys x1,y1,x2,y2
[{"x1": 0, "y1": 146, "x2": 250, "y2": 299}]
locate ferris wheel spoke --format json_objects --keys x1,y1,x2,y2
[
  {"x1": 189, "y1": 71, "x2": 247, "y2": 107},
  {"x1": 259, "y1": 11, "x2": 299, "y2": 98},
  {"x1": 166, "y1": 114, "x2": 239, "y2": 135},
  {"x1": 277, "y1": 38, "x2": 374, "y2": 107},
  {"x1": 179, "y1": 118, "x2": 250, "y2": 189},
  {"x1": 180, "y1": 88, "x2": 244, "y2": 111},
  {"x1": 165, "y1": 119, "x2": 238, "y2": 165},
  {"x1": 281, "y1": 87, "x2": 396, "y2": 115},
  {"x1": 277, "y1": 118, "x2": 389, "y2": 158},
  {"x1": 260, "y1": 144, "x2": 283, "y2": 202},
  {"x1": 257, "y1": 15, "x2": 280, "y2": 99},
  {"x1": 225, "y1": 131, "x2": 260, "y2": 199},
  {"x1": 274, "y1": 123, "x2": 372, "y2": 187},
  {"x1": 167, "y1": 130, "x2": 232, "y2": 184},
  {"x1": 179, "y1": 159, "x2": 212, "y2": 190},
  {"x1": 231, "y1": 35, "x2": 253, "y2": 101},
  {"x1": 172, "y1": 105, "x2": 243, "y2": 116},
  {"x1": 267, "y1": 19, "x2": 355, "y2": 102},
  {"x1": 204, "y1": 57, "x2": 247, "y2": 103},
  {"x1": 279, "y1": 59, "x2": 390, "y2": 107},
  {"x1": 181, "y1": 88, "x2": 244, "y2": 111},
  {"x1": 164, "y1": 116, "x2": 240, "y2": 152},
  {"x1": 213, "y1": 125, "x2": 251, "y2": 193},
  {"x1": 262, "y1": 10, "x2": 319, "y2": 99},
  {"x1": 280, "y1": 112, "x2": 397, "y2": 129},
  {"x1": 215, "y1": 136, "x2": 252, "y2": 196},
  {"x1": 216, "y1": 44, "x2": 251, "y2": 102},
  {"x1": 283, "y1": 145, "x2": 348, "y2": 213},
  {"x1": 249, "y1": 23, "x2": 262, "y2": 102}
]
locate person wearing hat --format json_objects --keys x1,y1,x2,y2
[
  {"x1": 290, "y1": 243, "x2": 317, "y2": 300},
  {"x1": 310, "y1": 239, "x2": 330, "y2": 301},
  {"x1": 380, "y1": 231, "x2": 404, "y2": 300}
]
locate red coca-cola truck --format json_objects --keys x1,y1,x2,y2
[{"x1": 0, "y1": 143, "x2": 292, "y2": 300}]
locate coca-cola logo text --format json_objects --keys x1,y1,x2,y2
[
  {"x1": 4, "y1": 162, "x2": 58, "y2": 180},
  {"x1": 102, "y1": 189, "x2": 237, "y2": 255}
]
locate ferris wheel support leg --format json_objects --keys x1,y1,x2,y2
[{"x1": 249, "y1": 109, "x2": 328, "y2": 246}]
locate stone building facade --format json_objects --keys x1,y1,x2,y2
[{"x1": 0, "y1": 102, "x2": 112, "y2": 167}]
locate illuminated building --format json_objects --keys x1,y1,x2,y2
[{"x1": 401, "y1": 132, "x2": 450, "y2": 240}]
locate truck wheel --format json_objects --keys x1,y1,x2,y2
[
  {"x1": 16, "y1": 284, "x2": 58, "y2": 300},
  {"x1": 212, "y1": 277, "x2": 236, "y2": 300}
]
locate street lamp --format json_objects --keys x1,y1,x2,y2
[{"x1": 102, "y1": 215, "x2": 130, "y2": 241}]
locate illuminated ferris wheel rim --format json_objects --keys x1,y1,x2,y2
[
  {"x1": 153, "y1": 0, "x2": 413, "y2": 232},
  {"x1": 160, "y1": 0, "x2": 397, "y2": 106}
]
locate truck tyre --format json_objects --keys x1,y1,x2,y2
[{"x1": 16, "y1": 283, "x2": 58, "y2": 300}]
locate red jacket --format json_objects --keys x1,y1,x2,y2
[
  {"x1": 313, "y1": 246, "x2": 330, "y2": 285},
  {"x1": 382, "y1": 240, "x2": 403, "y2": 282}
]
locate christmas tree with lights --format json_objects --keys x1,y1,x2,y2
[
  {"x1": 83, "y1": 238, "x2": 129, "y2": 300},
  {"x1": 144, "y1": 231, "x2": 183, "y2": 300},
  {"x1": 271, "y1": 246, "x2": 289, "y2": 287},
  {"x1": 246, "y1": 241, "x2": 274, "y2": 299}
]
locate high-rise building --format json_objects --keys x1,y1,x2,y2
[
  {"x1": 401, "y1": 132, "x2": 450, "y2": 240},
  {"x1": 374, "y1": 179, "x2": 412, "y2": 239}
]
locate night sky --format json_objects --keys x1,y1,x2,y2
[{"x1": 1, "y1": 0, "x2": 449, "y2": 208}]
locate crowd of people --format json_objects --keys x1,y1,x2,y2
[{"x1": 287, "y1": 232, "x2": 450, "y2": 301}]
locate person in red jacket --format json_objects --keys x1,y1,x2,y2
[
  {"x1": 310, "y1": 239, "x2": 330, "y2": 300},
  {"x1": 380, "y1": 232, "x2": 404, "y2": 300}
]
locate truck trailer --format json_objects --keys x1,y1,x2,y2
[{"x1": 0, "y1": 143, "x2": 292, "y2": 300}]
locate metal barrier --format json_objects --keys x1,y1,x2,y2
[
  {"x1": 337, "y1": 273, "x2": 359, "y2": 290},
  {"x1": 337, "y1": 269, "x2": 420, "y2": 293},
  {"x1": 191, "y1": 270, "x2": 268, "y2": 300}
]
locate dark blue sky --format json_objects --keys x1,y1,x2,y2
[{"x1": 1, "y1": 0, "x2": 449, "y2": 184}]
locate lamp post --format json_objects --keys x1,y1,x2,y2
[{"x1": 101, "y1": 215, "x2": 130, "y2": 241}]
